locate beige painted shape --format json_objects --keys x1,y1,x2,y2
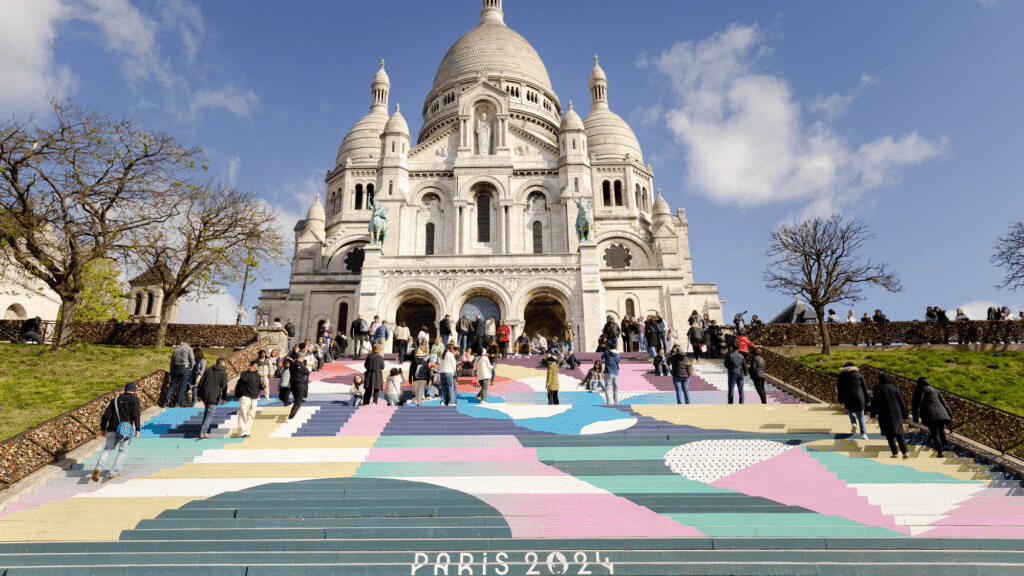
[
  {"x1": 145, "y1": 462, "x2": 361, "y2": 479},
  {"x1": 0, "y1": 497, "x2": 193, "y2": 542}
]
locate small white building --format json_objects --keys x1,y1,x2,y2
[
  {"x1": 0, "y1": 261, "x2": 61, "y2": 322},
  {"x1": 258, "y1": 0, "x2": 723, "y2": 347},
  {"x1": 127, "y1": 264, "x2": 180, "y2": 324}
]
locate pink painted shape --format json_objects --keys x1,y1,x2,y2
[
  {"x1": 336, "y1": 404, "x2": 397, "y2": 436},
  {"x1": 488, "y1": 380, "x2": 535, "y2": 392},
  {"x1": 616, "y1": 365, "x2": 659, "y2": 392},
  {"x1": 915, "y1": 525, "x2": 1024, "y2": 539},
  {"x1": 712, "y1": 446, "x2": 905, "y2": 533},
  {"x1": 365, "y1": 447, "x2": 539, "y2": 463},
  {"x1": 477, "y1": 493, "x2": 706, "y2": 539}
]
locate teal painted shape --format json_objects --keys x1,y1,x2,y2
[
  {"x1": 536, "y1": 446, "x2": 675, "y2": 461},
  {"x1": 805, "y1": 449, "x2": 984, "y2": 484},
  {"x1": 575, "y1": 475, "x2": 731, "y2": 494},
  {"x1": 457, "y1": 404, "x2": 637, "y2": 435}
]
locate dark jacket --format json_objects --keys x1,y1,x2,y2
[
  {"x1": 911, "y1": 378, "x2": 952, "y2": 424},
  {"x1": 235, "y1": 369, "x2": 263, "y2": 399},
  {"x1": 475, "y1": 317, "x2": 487, "y2": 338},
  {"x1": 869, "y1": 376, "x2": 908, "y2": 436},
  {"x1": 837, "y1": 365, "x2": 870, "y2": 412},
  {"x1": 668, "y1": 351, "x2": 694, "y2": 379},
  {"x1": 289, "y1": 360, "x2": 310, "y2": 388},
  {"x1": 197, "y1": 364, "x2": 229, "y2": 405},
  {"x1": 440, "y1": 318, "x2": 452, "y2": 336},
  {"x1": 724, "y1": 351, "x2": 746, "y2": 376},
  {"x1": 602, "y1": 321, "x2": 620, "y2": 341},
  {"x1": 750, "y1": 354, "x2": 766, "y2": 379},
  {"x1": 364, "y1": 353, "x2": 385, "y2": 391},
  {"x1": 284, "y1": 322, "x2": 295, "y2": 337},
  {"x1": 100, "y1": 393, "x2": 141, "y2": 433}
]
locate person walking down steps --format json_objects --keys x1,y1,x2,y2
[
  {"x1": 870, "y1": 374, "x2": 910, "y2": 459},
  {"x1": 92, "y1": 382, "x2": 141, "y2": 481}
]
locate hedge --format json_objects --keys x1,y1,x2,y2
[
  {"x1": 0, "y1": 337, "x2": 271, "y2": 490},
  {"x1": 760, "y1": 348, "x2": 1024, "y2": 460},
  {"x1": 0, "y1": 320, "x2": 258, "y2": 348},
  {"x1": 748, "y1": 320, "x2": 1024, "y2": 347}
]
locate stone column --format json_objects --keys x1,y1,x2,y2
[{"x1": 577, "y1": 241, "x2": 605, "y2": 351}]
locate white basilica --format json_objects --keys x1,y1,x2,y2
[{"x1": 257, "y1": 0, "x2": 723, "y2": 349}]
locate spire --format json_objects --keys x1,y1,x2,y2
[
  {"x1": 481, "y1": 0, "x2": 504, "y2": 25},
  {"x1": 589, "y1": 55, "x2": 608, "y2": 110},
  {"x1": 371, "y1": 59, "x2": 390, "y2": 111}
]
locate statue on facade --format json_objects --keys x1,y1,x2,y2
[
  {"x1": 476, "y1": 112, "x2": 492, "y2": 155},
  {"x1": 368, "y1": 200, "x2": 388, "y2": 245},
  {"x1": 573, "y1": 196, "x2": 594, "y2": 242}
]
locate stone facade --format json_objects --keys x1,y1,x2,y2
[{"x1": 258, "y1": 0, "x2": 723, "y2": 349}]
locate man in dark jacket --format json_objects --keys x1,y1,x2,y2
[
  {"x1": 749, "y1": 348, "x2": 768, "y2": 405},
  {"x1": 288, "y1": 353, "x2": 312, "y2": 420},
  {"x1": 284, "y1": 319, "x2": 296, "y2": 351},
  {"x1": 911, "y1": 377, "x2": 953, "y2": 457},
  {"x1": 92, "y1": 382, "x2": 141, "y2": 481},
  {"x1": 18, "y1": 316, "x2": 44, "y2": 344},
  {"x1": 439, "y1": 314, "x2": 453, "y2": 347},
  {"x1": 234, "y1": 360, "x2": 263, "y2": 438},
  {"x1": 723, "y1": 344, "x2": 746, "y2": 404},
  {"x1": 456, "y1": 315, "x2": 472, "y2": 352},
  {"x1": 837, "y1": 362, "x2": 871, "y2": 439},
  {"x1": 350, "y1": 315, "x2": 369, "y2": 359},
  {"x1": 869, "y1": 374, "x2": 909, "y2": 458},
  {"x1": 198, "y1": 358, "x2": 229, "y2": 438},
  {"x1": 602, "y1": 316, "x2": 621, "y2": 350},
  {"x1": 161, "y1": 341, "x2": 194, "y2": 408}
]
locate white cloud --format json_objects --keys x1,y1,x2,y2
[
  {"x1": 0, "y1": 0, "x2": 257, "y2": 122},
  {"x1": 957, "y1": 299, "x2": 1024, "y2": 321},
  {"x1": 226, "y1": 157, "x2": 242, "y2": 185},
  {"x1": 177, "y1": 290, "x2": 241, "y2": 325},
  {"x1": 808, "y1": 74, "x2": 877, "y2": 120},
  {"x1": 0, "y1": 0, "x2": 78, "y2": 114},
  {"x1": 651, "y1": 23, "x2": 945, "y2": 214}
]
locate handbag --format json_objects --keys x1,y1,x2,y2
[{"x1": 113, "y1": 396, "x2": 134, "y2": 440}]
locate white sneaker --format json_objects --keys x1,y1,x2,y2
[{"x1": 861, "y1": 433, "x2": 869, "y2": 440}]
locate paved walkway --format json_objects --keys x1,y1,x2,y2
[{"x1": 1, "y1": 355, "x2": 1022, "y2": 574}]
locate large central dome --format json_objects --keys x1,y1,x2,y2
[{"x1": 431, "y1": 9, "x2": 553, "y2": 94}]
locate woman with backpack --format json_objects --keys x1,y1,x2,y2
[
  {"x1": 912, "y1": 377, "x2": 954, "y2": 457},
  {"x1": 92, "y1": 382, "x2": 141, "y2": 481}
]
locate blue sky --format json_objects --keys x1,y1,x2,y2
[{"x1": 2, "y1": 0, "x2": 1022, "y2": 324}]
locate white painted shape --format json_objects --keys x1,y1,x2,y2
[
  {"x1": 269, "y1": 406, "x2": 320, "y2": 437},
  {"x1": 390, "y1": 475, "x2": 611, "y2": 495},
  {"x1": 481, "y1": 404, "x2": 572, "y2": 419},
  {"x1": 664, "y1": 439, "x2": 793, "y2": 484},
  {"x1": 580, "y1": 418, "x2": 638, "y2": 435}
]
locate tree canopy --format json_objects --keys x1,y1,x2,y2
[{"x1": 992, "y1": 221, "x2": 1024, "y2": 292}]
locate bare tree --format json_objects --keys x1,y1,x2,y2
[
  {"x1": 764, "y1": 215, "x2": 904, "y2": 355},
  {"x1": 125, "y1": 181, "x2": 286, "y2": 348},
  {"x1": 0, "y1": 99, "x2": 200, "y2": 348},
  {"x1": 992, "y1": 221, "x2": 1024, "y2": 292}
]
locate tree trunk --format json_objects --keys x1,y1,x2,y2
[
  {"x1": 815, "y1": 306, "x2": 832, "y2": 355},
  {"x1": 153, "y1": 294, "x2": 178, "y2": 349},
  {"x1": 52, "y1": 298, "x2": 78, "y2": 350}
]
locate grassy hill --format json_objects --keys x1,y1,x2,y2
[
  {"x1": 791, "y1": 348, "x2": 1024, "y2": 417},
  {"x1": 0, "y1": 344, "x2": 175, "y2": 441}
]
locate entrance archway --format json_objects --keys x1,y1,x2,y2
[
  {"x1": 523, "y1": 295, "x2": 566, "y2": 341},
  {"x1": 396, "y1": 297, "x2": 437, "y2": 348},
  {"x1": 4, "y1": 303, "x2": 26, "y2": 320},
  {"x1": 460, "y1": 296, "x2": 501, "y2": 325}
]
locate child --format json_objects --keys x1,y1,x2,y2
[
  {"x1": 580, "y1": 360, "x2": 604, "y2": 393},
  {"x1": 475, "y1": 352, "x2": 493, "y2": 403},
  {"x1": 385, "y1": 367, "x2": 403, "y2": 406},
  {"x1": 349, "y1": 375, "x2": 364, "y2": 406},
  {"x1": 653, "y1": 348, "x2": 669, "y2": 376},
  {"x1": 545, "y1": 358, "x2": 560, "y2": 405}
]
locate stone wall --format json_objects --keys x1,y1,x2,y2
[
  {"x1": 0, "y1": 337, "x2": 271, "y2": 491},
  {"x1": 0, "y1": 320, "x2": 258, "y2": 348}
]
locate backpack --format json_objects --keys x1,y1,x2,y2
[
  {"x1": 113, "y1": 396, "x2": 134, "y2": 440},
  {"x1": 357, "y1": 319, "x2": 368, "y2": 334}
]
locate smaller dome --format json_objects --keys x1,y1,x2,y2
[
  {"x1": 584, "y1": 108, "x2": 643, "y2": 162},
  {"x1": 336, "y1": 108, "x2": 388, "y2": 167},
  {"x1": 560, "y1": 101, "x2": 585, "y2": 132},
  {"x1": 589, "y1": 56, "x2": 607, "y2": 86},
  {"x1": 384, "y1": 104, "x2": 409, "y2": 135},
  {"x1": 652, "y1": 189, "x2": 671, "y2": 218},
  {"x1": 307, "y1": 194, "x2": 325, "y2": 222},
  {"x1": 373, "y1": 60, "x2": 390, "y2": 87}
]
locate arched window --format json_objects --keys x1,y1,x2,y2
[
  {"x1": 532, "y1": 221, "x2": 543, "y2": 254},
  {"x1": 338, "y1": 302, "x2": 349, "y2": 332},
  {"x1": 355, "y1": 184, "x2": 364, "y2": 211},
  {"x1": 366, "y1": 184, "x2": 375, "y2": 207},
  {"x1": 602, "y1": 181, "x2": 611, "y2": 206},
  {"x1": 476, "y1": 193, "x2": 491, "y2": 242},
  {"x1": 614, "y1": 181, "x2": 623, "y2": 206},
  {"x1": 574, "y1": 178, "x2": 579, "y2": 194},
  {"x1": 572, "y1": 138, "x2": 576, "y2": 150},
  {"x1": 388, "y1": 181, "x2": 393, "y2": 195},
  {"x1": 625, "y1": 299, "x2": 636, "y2": 318},
  {"x1": 635, "y1": 184, "x2": 642, "y2": 211},
  {"x1": 643, "y1": 187, "x2": 649, "y2": 212},
  {"x1": 133, "y1": 293, "x2": 142, "y2": 316},
  {"x1": 425, "y1": 223, "x2": 436, "y2": 256},
  {"x1": 145, "y1": 292, "x2": 154, "y2": 315}
]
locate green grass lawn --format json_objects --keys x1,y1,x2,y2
[
  {"x1": 792, "y1": 349, "x2": 1024, "y2": 417},
  {"x1": 0, "y1": 343, "x2": 175, "y2": 441}
]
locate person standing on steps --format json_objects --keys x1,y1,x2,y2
[
  {"x1": 198, "y1": 358, "x2": 229, "y2": 438},
  {"x1": 602, "y1": 315, "x2": 621, "y2": 351},
  {"x1": 837, "y1": 362, "x2": 871, "y2": 439},
  {"x1": 869, "y1": 374, "x2": 909, "y2": 459},
  {"x1": 545, "y1": 357, "x2": 560, "y2": 405},
  {"x1": 456, "y1": 314, "x2": 472, "y2": 353},
  {"x1": 667, "y1": 344, "x2": 694, "y2": 404},
  {"x1": 234, "y1": 360, "x2": 263, "y2": 438},
  {"x1": 912, "y1": 377, "x2": 953, "y2": 457},
  {"x1": 287, "y1": 347, "x2": 311, "y2": 419},
  {"x1": 723, "y1": 344, "x2": 746, "y2": 404},
  {"x1": 350, "y1": 315, "x2": 369, "y2": 359},
  {"x1": 439, "y1": 342, "x2": 458, "y2": 406},
  {"x1": 439, "y1": 314, "x2": 453, "y2": 347},
  {"x1": 188, "y1": 347, "x2": 207, "y2": 407},
  {"x1": 749, "y1": 347, "x2": 768, "y2": 405},
  {"x1": 92, "y1": 382, "x2": 141, "y2": 481},
  {"x1": 394, "y1": 322, "x2": 411, "y2": 365},
  {"x1": 497, "y1": 320, "x2": 511, "y2": 359},
  {"x1": 601, "y1": 342, "x2": 621, "y2": 405},
  {"x1": 362, "y1": 343, "x2": 385, "y2": 405},
  {"x1": 284, "y1": 319, "x2": 296, "y2": 352},
  {"x1": 475, "y1": 348, "x2": 493, "y2": 404},
  {"x1": 162, "y1": 341, "x2": 194, "y2": 408}
]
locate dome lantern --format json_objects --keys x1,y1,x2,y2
[
  {"x1": 481, "y1": 0, "x2": 504, "y2": 24},
  {"x1": 371, "y1": 59, "x2": 390, "y2": 111}
]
